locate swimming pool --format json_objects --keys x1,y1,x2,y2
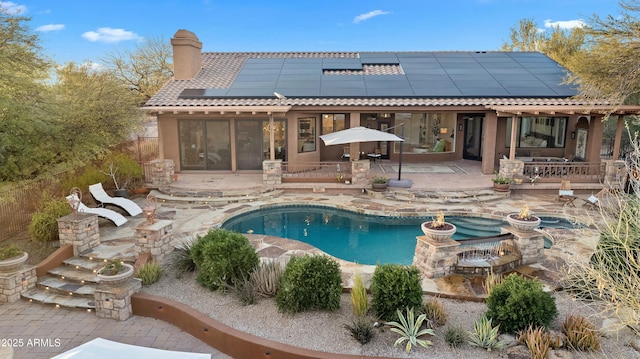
[{"x1": 222, "y1": 205, "x2": 570, "y2": 265}]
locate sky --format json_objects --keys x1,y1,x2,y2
[{"x1": 2, "y1": 0, "x2": 625, "y2": 65}]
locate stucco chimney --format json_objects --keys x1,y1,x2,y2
[{"x1": 171, "y1": 29, "x2": 202, "y2": 80}]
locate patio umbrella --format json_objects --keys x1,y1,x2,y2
[
  {"x1": 319, "y1": 126, "x2": 408, "y2": 183},
  {"x1": 319, "y1": 126, "x2": 404, "y2": 146}
]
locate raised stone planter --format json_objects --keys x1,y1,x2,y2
[
  {"x1": 0, "y1": 252, "x2": 28, "y2": 273},
  {"x1": 97, "y1": 263, "x2": 134, "y2": 286}
]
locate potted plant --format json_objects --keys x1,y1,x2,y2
[
  {"x1": 102, "y1": 153, "x2": 143, "y2": 198},
  {"x1": 371, "y1": 176, "x2": 389, "y2": 191},
  {"x1": 97, "y1": 259, "x2": 134, "y2": 286},
  {"x1": 492, "y1": 172, "x2": 510, "y2": 192},
  {"x1": 506, "y1": 205, "x2": 541, "y2": 232},
  {"x1": 0, "y1": 244, "x2": 28, "y2": 273},
  {"x1": 129, "y1": 177, "x2": 148, "y2": 195},
  {"x1": 421, "y1": 211, "x2": 457, "y2": 241}
]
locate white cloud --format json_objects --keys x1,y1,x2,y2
[
  {"x1": 0, "y1": 1, "x2": 27, "y2": 15},
  {"x1": 353, "y1": 10, "x2": 390, "y2": 24},
  {"x1": 36, "y1": 24, "x2": 64, "y2": 32},
  {"x1": 81, "y1": 27, "x2": 142, "y2": 43},
  {"x1": 544, "y1": 19, "x2": 585, "y2": 30}
]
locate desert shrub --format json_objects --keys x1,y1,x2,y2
[
  {"x1": 61, "y1": 165, "x2": 107, "y2": 195},
  {"x1": 166, "y1": 235, "x2": 197, "y2": 275},
  {"x1": 517, "y1": 325, "x2": 561, "y2": 359},
  {"x1": 227, "y1": 276, "x2": 258, "y2": 306},
  {"x1": 351, "y1": 271, "x2": 368, "y2": 317},
  {"x1": 422, "y1": 297, "x2": 447, "y2": 327},
  {"x1": 136, "y1": 262, "x2": 162, "y2": 285},
  {"x1": 344, "y1": 316, "x2": 375, "y2": 345},
  {"x1": 250, "y1": 260, "x2": 284, "y2": 298},
  {"x1": 467, "y1": 315, "x2": 505, "y2": 351},
  {"x1": 444, "y1": 326, "x2": 466, "y2": 348},
  {"x1": 276, "y1": 255, "x2": 342, "y2": 313},
  {"x1": 370, "y1": 264, "x2": 422, "y2": 321},
  {"x1": 191, "y1": 229, "x2": 259, "y2": 291},
  {"x1": 486, "y1": 273, "x2": 558, "y2": 333},
  {"x1": 562, "y1": 314, "x2": 601, "y2": 351},
  {"x1": 29, "y1": 196, "x2": 72, "y2": 242}
]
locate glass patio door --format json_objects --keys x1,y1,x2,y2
[
  {"x1": 205, "y1": 120, "x2": 231, "y2": 170},
  {"x1": 236, "y1": 120, "x2": 263, "y2": 170},
  {"x1": 463, "y1": 115, "x2": 483, "y2": 160}
]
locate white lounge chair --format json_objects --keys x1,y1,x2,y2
[
  {"x1": 66, "y1": 194, "x2": 128, "y2": 227},
  {"x1": 89, "y1": 183, "x2": 143, "y2": 216}
]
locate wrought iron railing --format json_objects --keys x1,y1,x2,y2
[
  {"x1": 522, "y1": 161, "x2": 605, "y2": 182},
  {"x1": 281, "y1": 161, "x2": 352, "y2": 182}
]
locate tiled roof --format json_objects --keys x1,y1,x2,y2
[{"x1": 145, "y1": 51, "x2": 586, "y2": 109}]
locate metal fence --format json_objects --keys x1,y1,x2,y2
[{"x1": 0, "y1": 137, "x2": 160, "y2": 242}]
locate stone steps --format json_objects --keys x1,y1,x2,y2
[
  {"x1": 150, "y1": 189, "x2": 283, "y2": 204},
  {"x1": 21, "y1": 241, "x2": 135, "y2": 310},
  {"x1": 371, "y1": 188, "x2": 509, "y2": 204}
]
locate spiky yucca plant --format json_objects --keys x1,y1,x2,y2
[
  {"x1": 444, "y1": 326, "x2": 466, "y2": 348},
  {"x1": 135, "y1": 262, "x2": 162, "y2": 285},
  {"x1": 250, "y1": 260, "x2": 284, "y2": 298},
  {"x1": 562, "y1": 314, "x2": 601, "y2": 351},
  {"x1": 387, "y1": 307, "x2": 435, "y2": 353},
  {"x1": 351, "y1": 271, "x2": 368, "y2": 317},
  {"x1": 517, "y1": 325, "x2": 560, "y2": 359},
  {"x1": 344, "y1": 316, "x2": 375, "y2": 345},
  {"x1": 422, "y1": 297, "x2": 447, "y2": 327},
  {"x1": 467, "y1": 316, "x2": 505, "y2": 351}
]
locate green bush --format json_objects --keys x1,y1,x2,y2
[
  {"x1": 191, "y1": 229, "x2": 259, "y2": 291},
  {"x1": 136, "y1": 262, "x2": 162, "y2": 285},
  {"x1": 29, "y1": 196, "x2": 72, "y2": 242},
  {"x1": 486, "y1": 273, "x2": 558, "y2": 334},
  {"x1": 61, "y1": 164, "x2": 107, "y2": 195},
  {"x1": 370, "y1": 264, "x2": 422, "y2": 321},
  {"x1": 276, "y1": 255, "x2": 342, "y2": 313}
]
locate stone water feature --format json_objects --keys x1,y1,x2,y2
[{"x1": 413, "y1": 219, "x2": 545, "y2": 279}]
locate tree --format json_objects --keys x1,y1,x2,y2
[
  {"x1": 50, "y1": 62, "x2": 142, "y2": 162},
  {"x1": 0, "y1": 9, "x2": 58, "y2": 181},
  {"x1": 567, "y1": 1, "x2": 640, "y2": 105},
  {"x1": 100, "y1": 36, "x2": 173, "y2": 105},
  {"x1": 500, "y1": 18, "x2": 546, "y2": 52}
]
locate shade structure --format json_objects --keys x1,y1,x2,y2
[
  {"x1": 319, "y1": 126, "x2": 404, "y2": 146},
  {"x1": 50, "y1": 338, "x2": 211, "y2": 359}
]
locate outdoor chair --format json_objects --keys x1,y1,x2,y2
[
  {"x1": 66, "y1": 194, "x2": 128, "y2": 227},
  {"x1": 367, "y1": 148, "x2": 382, "y2": 162},
  {"x1": 341, "y1": 147, "x2": 350, "y2": 161},
  {"x1": 557, "y1": 180, "x2": 578, "y2": 207},
  {"x1": 89, "y1": 183, "x2": 143, "y2": 216},
  {"x1": 581, "y1": 188, "x2": 610, "y2": 209}
]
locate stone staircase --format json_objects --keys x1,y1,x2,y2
[
  {"x1": 22, "y1": 239, "x2": 135, "y2": 310},
  {"x1": 371, "y1": 188, "x2": 510, "y2": 204}
]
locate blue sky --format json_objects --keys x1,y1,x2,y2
[{"x1": 2, "y1": 0, "x2": 623, "y2": 65}]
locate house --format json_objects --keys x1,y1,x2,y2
[{"x1": 143, "y1": 29, "x2": 640, "y2": 186}]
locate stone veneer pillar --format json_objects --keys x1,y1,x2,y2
[
  {"x1": 351, "y1": 160, "x2": 370, "y2": 185},
  {"x1": 150, "y1": 159, "x2": 175, "y2": 186},
  {"x1": 262, "y1": 159, "x2": 282, "y2": 187},
  {"x1": 94, "y1": 278, "x2": 142, "y2": 321},
  {"x1": 499, "y1": 158, "x2": 524, "y2": 180},
  {"x1": 509, "y1": 227, "x2": 545, "y2": 265},
  {"x1": 0, "y1": 265, "x2": 37, "y2": 303},
  {"x1": 413, "y1": 236, "x2": 461, "y2": 279},
  {"x1": 57, "y1": 213, "x2": 100, "y2": 256},
  {"x1": 134, "y1": 220, "x2": 173, "y2": 262}
]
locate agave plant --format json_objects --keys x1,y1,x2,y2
[
  {"x1": 387, "y1": 307, "x2": 435, "y2": 353},
  {"x1": 467, "y1": 315, "x2": 505, "y2": 351}
]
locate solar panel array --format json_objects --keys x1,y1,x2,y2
[{"x1": 179, "y1": 52, "x2": 575, "y2": 99}]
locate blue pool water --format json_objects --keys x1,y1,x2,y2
[{"x1": 222, "y1": 206, "x2": 572, "y2": 265}]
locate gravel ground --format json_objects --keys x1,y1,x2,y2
[{"x1": 142, "y1": 271, "x2": 639, "y2": 359}]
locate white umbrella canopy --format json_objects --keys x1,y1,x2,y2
[{"x1": 319, "y1": 126, "x2": 404, "y2": 146}]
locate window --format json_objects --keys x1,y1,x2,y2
[
  {"x1": 394, "y1": 112, "x2": 456, "y2": 153},
  {"x1": 321, "y1": 114, "x2": 346, "y2": 134},
  {"x1": 506, "y1": 116, "x2": 567, "y2": 149},
  {"x1": 298, "y1": 117, "x2": 316, "y2": 153}
]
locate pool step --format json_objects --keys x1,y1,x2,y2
[{"x1": 372, "y1": 188, "x2": 509, "y2": 204}]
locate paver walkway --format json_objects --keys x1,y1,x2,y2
[{"x1": 0, "y1": 299, "x2": 231, "y2": 359}]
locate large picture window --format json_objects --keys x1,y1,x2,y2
[
  {"x1": 298, "y1": 117, "x2": 316, "y2": 153},
  {"x1": 321, "y1": 114, "x2": 346, "y2": 134},
  {"x1": 394, "y1": 112, "x2": 456, "y2": 153},
  {"x1": 506, "y1": 116, "x2": 567, "y2": 149}
]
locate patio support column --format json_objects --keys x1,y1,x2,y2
[
  {"x1": 348, "y1": 112, "x2": 361, "y2": 161},
  {"x1": 509, "y1": 115, "x2": 518, "y2": 160},
  {"x1": 268, "y1": 113, "x2": 275, "y2": 161},
  {"x1": 481, "y1": 112, "x2": 498, "y2": 174},
  {"x1": 613, "y1": 116, "x2": 624, "y2": 160}
]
